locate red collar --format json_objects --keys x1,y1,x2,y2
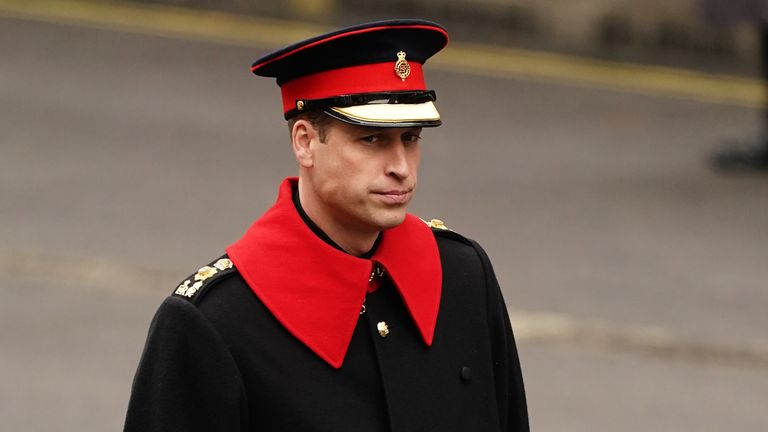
[{"x1": 226, "y1": 178, "x2": 442, "y2": 368}]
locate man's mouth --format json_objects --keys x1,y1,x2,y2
[{"x1": 372, "y1": 189, "x2": 413, "y2": 205}]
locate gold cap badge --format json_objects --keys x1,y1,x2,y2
[{"x1": 394, "y1": 51, "x2": 410, "y2": 81}]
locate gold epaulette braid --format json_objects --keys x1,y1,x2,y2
[
  {"x1": 421, "y1": 218, "x2": 450, "y2": 230},
  {"x1": 173, "y1": 256, "x2": 235, "y2": 299}
]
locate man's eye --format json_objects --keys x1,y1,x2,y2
[
  {"x1": 360, "y1": 135, "x2": 381, "y2": 144},
  {"x1": 403, "y1": 134, "x2": 421, "y2": 143}
]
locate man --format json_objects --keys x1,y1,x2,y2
[
  {"x1": 124, "y1": 19, "x2": 529, "y2": 431},
  {"x1": 699, "y1": 0, "x2": 768, "y2": 171}
]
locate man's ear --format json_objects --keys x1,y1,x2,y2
[{"x1": 291, "y1": 119, "x2": 317, "y2": 168}]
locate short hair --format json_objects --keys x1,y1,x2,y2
[{"x1": 288, "y1": 110, "x2": 333, "y2": 143}]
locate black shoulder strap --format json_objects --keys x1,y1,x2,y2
[
  {"x1": 171, "y1": 254, "x2": 237, "y2": 303},
  {"x1": 421, "y1": 217, "x2": 474, "y2": 246}
]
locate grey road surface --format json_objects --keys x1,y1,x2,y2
[{"x1": 1, "y1": 15, "x2": 767, "y2": 431}]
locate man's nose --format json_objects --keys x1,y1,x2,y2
[{"x1": 386, "y1": 141, "x2": 411, "y2": 180}]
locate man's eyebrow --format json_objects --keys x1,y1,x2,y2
[
  {"x1": 357, "y1": 127, "x2": 384, "y2": 134},
  {"x1": 355, "y1": 127, "x2": 422, "y2": 134}
]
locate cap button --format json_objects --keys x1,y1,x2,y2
[
  {"x1": 460, "y1": 366, "x2": 472, "y2": 381},
  {"x1": 296, "y1": 100, "x2": 305, "y2": 111}
]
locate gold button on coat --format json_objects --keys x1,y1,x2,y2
[{"x1": 377, "y1": 321, "x2": 390, "y2": 338}]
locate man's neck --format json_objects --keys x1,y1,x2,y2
[{"x1": 296, "y1": 181, "x2": 380, "y2": 257}]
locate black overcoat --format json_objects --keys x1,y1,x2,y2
[{"x1": 124, "y1": 228, "x2": 529, "y2": 432}]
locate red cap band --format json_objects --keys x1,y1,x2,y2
[{"x1": 279, "y1": 62, "x2": 426, "y2": 114}]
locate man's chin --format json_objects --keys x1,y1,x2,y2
[{"x1": 375, "y1": 212, "x2": 408, "y2": 230}]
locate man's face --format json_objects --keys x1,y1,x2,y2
[{"x1": 304, "y1": 119, "x2": 422, "y2": 233}]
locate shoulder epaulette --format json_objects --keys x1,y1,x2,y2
[
  {"x1": 172, "y1": 255, "x2": 237, "y2": 301},
  {"x1": 421, "y1": 218, "x2": 451, "y2": 231},
  {"x1": 421, "y1": 216, "x2": 476, "y2": 246}
]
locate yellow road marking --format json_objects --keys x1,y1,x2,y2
[
  {"x1": 0, "y1": 0, "x2": 328, "y2": 47},
  {"x1": 436, "y1": 42, "x2": 763, "y2": 107},
  {"x1": 0, "y1": 0, "x2": 763, "y2": 107}
]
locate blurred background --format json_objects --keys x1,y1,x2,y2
[{"x1": 1, "y1": 0, "x2": 767, "y2": 430}]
